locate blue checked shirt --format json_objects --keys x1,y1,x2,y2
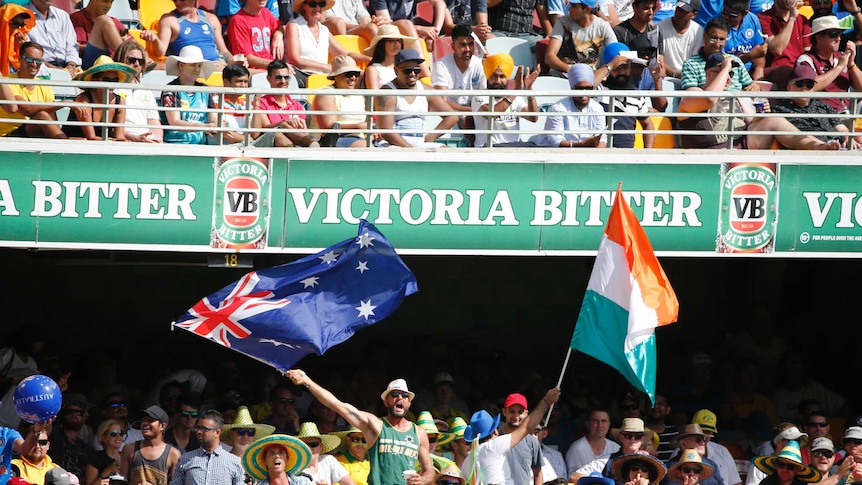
[{"x1": 169, "y1": 447, "x2": 245, "y2": 485}]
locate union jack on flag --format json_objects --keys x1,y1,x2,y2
[{"x1": 173, "y1": 220, "x2": 418, "y2": 371}]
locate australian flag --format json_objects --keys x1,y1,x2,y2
[{"x1": 173, "y1": 220, "x2": 418, "y2": 371}]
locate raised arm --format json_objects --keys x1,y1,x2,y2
[{"x1": 508, "y1": 388, "x2": 561, "y2": 449}]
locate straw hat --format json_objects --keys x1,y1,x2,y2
[
  {"x1": 327, "y1": 55, "x2": 361, "y2": 80},
  {"x1": 363, "y1": 24, "x2": 417, "y2": 56},
  {"x1": 435, "y1": 465, "x2": 464, "y2": 484},
  {"x1": 668, "y1": 450, "x2": 714, "y2": 482},
  {"x1": 753, "y1": 441, "x2": 821, "y2": 483},
  {"x1": 222, "y1": 406, "x2": 276, "y2": 445},
  {"x1": 438, "y1": 416, "x2": 467, "y2": 450},
  {"x1": 611, "y1": 452, "x2": 667, "y2": 485},
  {"x1": 333, "y1": 426, "x2": 366, "y2": 454},
  {"x1": 165, "y1": 45, "x2": 214, "y2": 79},
  {"x1": 74, "y1": 55, "x2": 136, "y2": 83},
  {"x1": 297, "y1": 422, "x2": 341, "y2": 454},
  {"x1": 294, "y1": 0, "x2": 335, "y2": 12},
  {"x1": 241, "y1": 434, "x2": 312, "y2": 481}
]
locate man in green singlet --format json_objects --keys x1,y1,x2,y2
[{"x1": 285, "y1": 370, "x2": 435, "y2": 485}]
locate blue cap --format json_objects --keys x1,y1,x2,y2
[
  {"x1": 395, "y1": 48, "x2": 425, "y2": 65},
  {"x1": 569, "y1": 0, "x2": 599, "y2": 8},
  {"x1": 577, "y1": 472, "x2": 615, "y2": 485},
  {"x1": 602, "y1": 42, "x2": 628, "y2": 65}
]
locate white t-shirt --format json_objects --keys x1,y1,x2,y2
[
  {"x1": 470, "y1": 94, "x2": 529, "y2": 147},
  {"x1": 657, "y1": 18, "x2": 703, "y2": 74},
  {"x1": 329, "y1": 0, "x2": 370, "y2": 24},
  {"x1": 565, "y1": 437, "x2": 620, "y2": 477},
  {"x1": 304, "y1": 454, "x2": 350, "y2": 484},
  {"x1": 431, "y1": 54, "x2": 486, "y2": 107},
  {"x1": 116, "y1": 88, "x2": 160, "y2": 136},
  {"x1": 462, "y1": 433, "x2": 513, "y2": 485}
]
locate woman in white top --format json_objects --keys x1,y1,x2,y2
[
  {"x1": 112, "y1": 40, "x2": 163, "y2": 143},
  {"x1": 313, "y1": 55, "x2": 369, "y2": 147},
  {"x1": 297, "y1": 422, "x2": 356, "y2": 485},
  {"x1": 285, "y1": 0, "x2": 370, "y2": 87},
  {"x1": 363, "y1": 24, "x2": 426, "y2": 89}
]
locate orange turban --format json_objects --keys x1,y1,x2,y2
[
  {"x1": 0, "y1": 3, "x2": 36, "y2": 76},
  {"x1": 483, "y1": 53, "x2": 514, "y2": 80}
]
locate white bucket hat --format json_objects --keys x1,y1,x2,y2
[{"x1": 166, "y1": 46, "x2": 214, "y2": 79}]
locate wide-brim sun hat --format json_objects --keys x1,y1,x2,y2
[
  {"x1": 242, "y1": 434, "x2": 312, "y2": 481},
  {"x1": 165, "y1": 45, "x2": 214, "y2": 79},
  {"x1": 612, "y1": 452, "x2": 668, "y2": 485},
  {"x1": 297, "y1": 422, "x2": 341, "y2": 454},
  {"x1": 463, "y1": 410, "x2": 500, "y2": 443},
  {"x1": 74, "y1": 55, "x2": 136, "y2": 83},
  {"x1": 328, "y1": 55, "x2": 361, "y2": 80},
  {"x1": 222, "y1": 406, "x2": 276, "y2": 445},
  {"x1": 668, "y1": 449, "x2": 714, "y2": 482},
  {"x1": 806, "y1": 15, "x2": 843, "y2": 36},
  {"x1": 438, "y1": 416, "x2": 467, "y2": 450},
  {"x1": 294, "y1": 0, "x2": 335, "y2": 13},
  {"x1": 333, "y1": 426, "x2": 365, "y2": 454},
  {"x1": 753, "y1": 440, "x2": 821, "y2": 483},
  {"x1": 363, "y1": 24, "x2": 417, "y2": 56}
]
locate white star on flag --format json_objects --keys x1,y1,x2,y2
[
  {"x1": 357, "y1": 232, "x2": 375, "y2": 248},
  {"x1": 356, "y1": 261, "x2": 369, "y2": 273},
  {"x1": 259, "y1": 338, "x2": 301, "y2": 349},
  {"x1": 319, "y1": 251, "x2": 338, "y2": 264},
  {"x1": 356, "y1": 300, "x2": 376, "y2": 320},
  {"x1": 301, "y1": 276, "x2": 320, "y2": 288}
]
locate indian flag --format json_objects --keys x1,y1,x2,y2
[{"x1": 570, "y1": 185, "x2": 679, "y2": 403}]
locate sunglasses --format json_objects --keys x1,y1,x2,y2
[
  {"x1": 349, "y1": 437, "x2": 366, "y2": 444},
  {"x1": 823, "y1": 31, "x2": 842, "y2": 38},
  {"x1": 438, "y1": 481, "x2": 461, "y2": 485},
  {"x1": 845, "y1": 439, "x2": 862, "y2": 445},
  {"x1": 776, "y1": 461, "x2": 798, "y2": 471},
  {"x1": 574, "y1": 85, "x2": 594, "y2": 90},
  {"x1": 389, "y1": 391, "x2": 411, "y2": 399},
  {"x1": 126, "y1": 56, "x2": 145, "y2": 65},
  {"x1": 65, "y1": 409, "x2": 85, "y2": 416},
  {"x1": 273, "y1": 74, "x2": 291, "y2": 81},
  {"x1": 234, "y1": 429, "x2": 257, "y2": 437},
  {"x1": 812, "y1": 450, "x2": 834, "y2": 458},
  {"x1": 401, "y1": 67, "x2": 421, "y2": 75},
  {"x1": 629, "y1": 464, "x2": 650, "y2": 472},
  {"x1": 181, "y1": 410, "x2": 199, "y2": 418},
  {"x1": 109, "y1": 430, "x2": 126, "y2": 438},
  {"x1": 305, "y1": 1, "x2": 326, "y2": 6},
  {"x1": 794, "y1": 79, "x2": 815, "y2": 89},
  {"x1": 109, "y1": 402, "x2": 127, "y2": 408},
  {"x1": 21, "y1": 55, "x2": 43, "y2": 65},
  {"x1": 808, "y1": 422, "x2": 828, "y2": 428},
  {"x1": 622, "y1": 433, "x2": 645, "y2": 440},
  {"x1": 342, "y1": 71, "x2": 360, "y2": 78},
  {"x1": 304, "y1": 441, "x2": 321, "y2": 448},
  {"x1": 276, "y1": 397, "x2": 296, "y2": 404},
  {"x1": 720, "y1": 9, "x2": 741, "y2": 17},
  {"x1": 681, "y1": 467, "x2": 702, "y2": 474},
  {"x1": 37, "y1": 439, "x2": 49, "y2": 446}
]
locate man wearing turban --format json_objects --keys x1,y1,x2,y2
[
  {"x1": 539, "y1": 63, "x2": 608, "y2": 147},
  {"x1": 471, "y1": 53, "x2": 541, "y2": 147}
]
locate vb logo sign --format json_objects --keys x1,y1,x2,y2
[
  {"x1": 718, "y1": 164, "x2": 777, "y2": 253},
  {"x1": 213, "y1": 157, "x2": 271, "y2": 249}
]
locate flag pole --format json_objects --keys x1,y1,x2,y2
[{"x1": 543, "y1": 347, "x2": 573, "y2": 427}]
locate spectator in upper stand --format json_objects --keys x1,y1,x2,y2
[
  {"x1": 771, "y1": 63, "x2": 860, "y2": 149},
  {"x1": 431, "y1": 23, "x2": 486, "y2": 137},
  {"x1": 251, "y1": 61, "x2": 319, "y2": 147},
  {"x1": 565, "y1": 406, "x2": 619, "y2": 480},
  {"x1": 1, "y1": 3, "x2": 36, "y2": 76},
  {"x1": 656, "y1": 0, "x2": 701, "y2": 79},
  {"x1": 362, "y1": 24, "x2": 423, "y2": 89},
  {"x1": 796, "y1": 15, "x2": 862, "y2": 116},
  {"x1": 227, "y1": 0, "x2": 284, "y2": 70},
  {"x1": 61, "y1": 55, "x2": 134, "y2": 140},
  {"x1": 322, "y1": 0, "x2": 380, "y2": 44},
  {"x1": 311, "y1": 55, "x2": 369, "y2": 147},
  {"x1": 285, "y1": 0, "x2": 370, "y2": 87},
  {"x1": 679, "y1": 18, "x2": 760, "y2": 94},
  {"x1": 160, "y1": 46, "x2": 217, "y2": 144},
  {"x1": 372, "y1": 0, "x2": 445, "y2": 45},
  {"x1": 217, "y1": 0, "x2": 279, "y2": 26},
  {"x1": 70, "y1": 0, "x2": 129, "y2": 68},
  {"x1": 148, "y1": 0, "x2": 236, "y2": 69},
  {"x1": 545, "y1": 0, "x2": 618, "y2": 77},
  {"x1": 758, "y1": 0, "x2": 810, "y2": 89},
  {"x1": 112, "y1": 40, "x2": 163, "y2": 143},
  {"x1": 441, "y1": 0, "x2": 492, "y2": 41},
  {"x1": 26, "y1": 0, "x2": 82, "y2": 75},
  {"x1": 0, "y1": 42, "x2": 66, "y2": 138},
  {"x1": 375, "y1": 48, "x2": 457, "y2": 147},
  {"x1": 487, "y1": 0, "x2": 544, "y2": 46},
  {"x1": 719, "y1": 0, "x2": 767, "y2": 81},
  {"x1": 595, "y1": 42, "x2": 655, "y2": 148},
  {"x1": 613, "y1": 0, "x2": 656, "y2": 49}
]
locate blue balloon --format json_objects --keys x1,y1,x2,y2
[{"x1": 14, "y1": 374, "x2": 62, "y2": 423}]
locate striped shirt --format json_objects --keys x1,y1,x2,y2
[{"x1": 169, "y1": 447, "x2": 245, "y2": 485}]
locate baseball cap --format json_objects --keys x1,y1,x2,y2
[
  {"x1": 45, "y1": 468, "x2": 73, "y2": 485},
  {"x1": 433, "y1": 372, "x2": 455, "y2": 385},
  {"x1": 395, "y1": 48, "x2": 424, "y2": 65},
  {"x1": 569, "y1": 0, "x2": 599, "y2": 9},
  {"x1": 504, "y1": 393, "x2": 529, "y2": 409},
  {"x1": 141, "y1": 405, "x2": 169, "y2": 423},
  {"x1": 774, "y1": 426, "x2": 808, "y2": 446},
  {"x1": 602, "y1": 42, "x2": 648, "y2": 66},
  {"x1": 791, "y1": 63, "x2": 817, "y2": 82},
  {"x1": 693, "y1": 409, "x2": 718, "y2": 434},
  {"x1": 811, "y1": 437, "x2": 834, "y2": 452},
  {"x1": 675, "y1": 0, "x2": 700, "y2": 11},
  {"x1": 843, "y1": 427, "x2": 862, "y2": 442}
]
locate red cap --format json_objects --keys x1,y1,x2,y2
[
  {"x1": 503, "y1": 393, "x2": 528, "y2": 409},
  {"x1": 10, "y1": 478, "x2": 34, "y2": 485}
]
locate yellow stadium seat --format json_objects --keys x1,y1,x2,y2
[
  {"x1": 420, "y1": 76, "x2": 432, "y2": 86},
  {"x1": 635, "y1": 116, "x2": 676, "y2": 148},
  {"x1": 305, "y1": 73, "x2": 333, "y2": 104},
  {"x1": 204, "y1": 71, "x2": 223, "y2": 86},
  {"x1": 331, "y1": 35, "x2": 370, "y2": 68},
  {"x1": 799, "y1": 5, "x2": 813, "y2": 18},
  {"x1": 138, "y1": 0, "x2": 176, "y2": 36}
]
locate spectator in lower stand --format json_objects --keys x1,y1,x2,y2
[
  {"x1": 772, "y1": 63, "x2": 860, "y2": 149},
  {"x1": 809, "y1": 438, "x2": 854, "y2": 485},
  {"x1": 26, "y1": 0, "x2": 82, "y2": 75},
  {"x1": 160, "y1": 46, "x2": 217, "y2": 144},
  {"x1": 322, "y1": 0, "x2": 381, "y2": 44},
  {"x1": 545, "y1": 0, "x2": 618, "y2": 78},
  {"x1": 539, "y1": 63, "x2": 608, "y2": 148},
  {"x1": 285, "y1": 0, "x2": 370, "y2": 87},
  {"x1": 0, "y1": 42, "x2": 67, "y2": 138},
  {"x1": 431, "y1": 24, "x2": 486, "y2": 142},
  {"x1": 471, "y1": 54, "x2": 540, "y2": 147},
  {"x1": 719, "y1": 0, "x2": 767, "y2": 81},
  {"x1": 62, "y1": 55, "x2": 134, "y2": 140},
  {"x1": 251, "y1": 60, "x2": 320, "y2": 147},
  {"x1": 113, "y1": 40, "x2": 163, "y2": 143},
  {"x1": 227, "y1": 0, "x2": 284, "y2": 70},
  {"x1": 758, "y1": 0, "x2": 810, "y2": 90},
  {"x1": 677, "y1": 53, "x2": 840, "y2": 150},
  {"x1": 362, "y1": 24, "x2": 421, "y2": 89},
  {"x1": 375, "y1": 48, "x2": 456, "y2": 147},
  {"x1": 595, "y1": 42, "x2": 655, "y2": 148},
  {"x1": 795, "y1": 16, "x2": 862, "y2": 116},
  {"x1": 656, "y1": 0, "x2": 702, "y2": 80},
  {"x1": 1, "y1": 3, "x2": 35, "y2": 76},
  {"x1": 149, "y1": 0, "x2": 236, "y2": 69},
  {"x1": 209, "y1": 63, "x2": 272, "y2": 145},
  {"x1": 70, "y1": 0, "x2": 130, "y2": 68},
  {"x1": 680, "y1": 18, "x2": 760, "y2": 92},
  {"x1": 312, "y1": 55, "x2": 369, "y2": 147}
]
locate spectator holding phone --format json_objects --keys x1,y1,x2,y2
[
  {"x1": 795, "y1": 16, "x2": 862, "y2": 115},
  {"x1": 680, "y1": 17, "x2": 759, "y2": 92}
]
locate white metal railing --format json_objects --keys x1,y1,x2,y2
[{"x1": 0, "y1": 76, "x2": 860, "y2": 149}]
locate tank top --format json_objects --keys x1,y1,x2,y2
[
  {"x1": 385, "y1": 81, "x2": 426, "y2": 137},
  {"x1": 289, "y1": 16, "x2": 330, "y2": 74},
  {"x1": 129, "y1": 441, "x2": 175, "y2": 485},
  {"x1": 366, "y1": 419, "x2": 420, "y2": 485},
  {"x1": 170, "y1": 9, "x2": 220, "y2": 60}
]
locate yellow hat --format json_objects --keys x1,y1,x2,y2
[
  {"x1": 297, "y1": 422, "x2": 341, "y2": 454},
  {"x1": 74, "y1": 55, "x2": 136, "y2": 84},
  {"x1": 241, "y1": 434, "x2": 312, "y2": 481},
  {"x1": 222, "y1": 406, "x2": 276, "y2": 445},
  {"x1": 438, "y1": 416, "x2": 467, "y2": 450},
  {"x1": 692, "y1": 409, "x2": 717, "y2": 434},
  {"x1": 483, "y1": 53, "x2": 514, "y2": 80}
]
